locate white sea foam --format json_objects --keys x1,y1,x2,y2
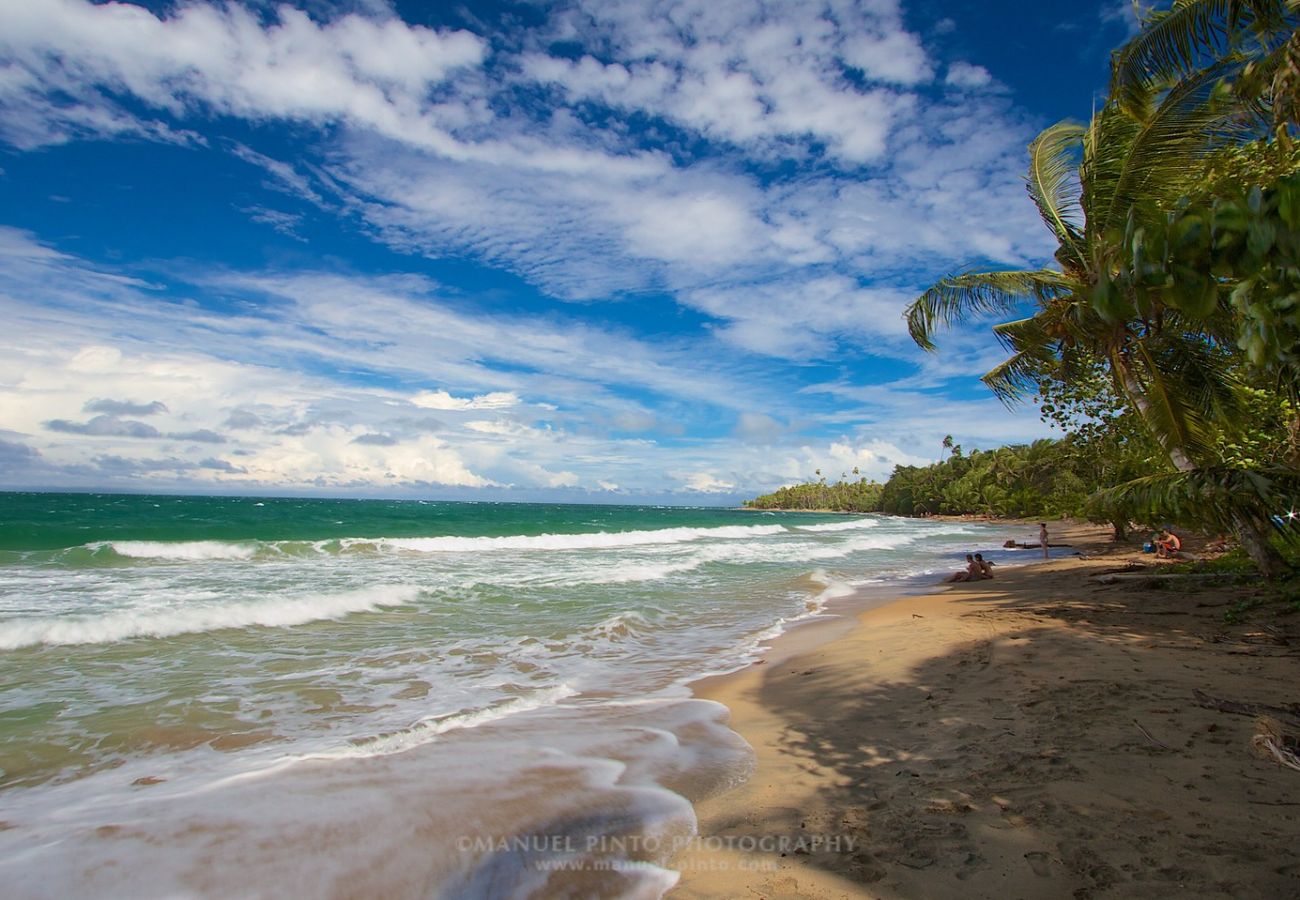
[
  {"x1": 799, "y1": 568, "x2": 858, "y2": 616},
  {"x1": 570, "y1": 558, "x2": 705, "y2": 585},
  {"x1": 0, "y1": 584, "x2": 422, "y2": 649},
  {"x1": 374, "y1": 524, "x2": 787, "y2": 554},
  {"x1": 795, "y1": 518, "x2": 880, "y2": 533},
  {"x1": 104, "y1": 540, "x2": 260, "y2": 560},
  {"x1": 588, "y1": 610, "x2": 655, "y2": 641},
  {"x1": 844, "y1": 534, "x2": 918, "y2": 551},
  {"x1": 79, "y1": 524, "x2": 794, "y2": 566},
  {"x1": 318, "y1": 684, "x2": 580, "y2": 759}
]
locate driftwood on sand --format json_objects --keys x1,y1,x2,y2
[
  {"x1": 1088, "y1": 571, "x2": 1257, "y2": 585},
  {"x1": 1192, "y1": 689, "x2": 1300, "y2": 729}
]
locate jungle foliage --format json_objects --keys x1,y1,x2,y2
[{"x1": 750, "y1": 3, "x2": 1300, "y2": 574}]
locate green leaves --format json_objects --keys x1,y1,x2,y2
[
  {"x1": 1095, "y1": 464, "x2": 1300, "y2": 538},
  {"x1": 1109, "y1": 0, "x2": 1298, "y2": 125},
  {"x1": 901, "y1": 0, "x2": 1300, "y2": 573},
  {"x1": 1027, "y1": 122, "x2": 1088, "y2": 267},
  {"x1": 904, "y1": 269, "x2": 1069, "y2": 351}
]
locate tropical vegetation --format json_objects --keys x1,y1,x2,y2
[
  {"x1": 899, "y1": 0, "x2": 1300, "y2": 576},
  {"x1": 748, "y1": 436, "x2": 1131, "y2": 521},
  {"x1": 745, "y1": 468, "x2": 884, "y2": 512},
  {"x1": 749, "y1": 3, "x2": 1300, "y2": 574}
]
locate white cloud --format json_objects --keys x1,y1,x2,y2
[
  {"x1": 945, "y1": 61, "x2": 993, "y2": 89},
  {"x1": 0, "y1": 2, "x2": 1071, "y2": 499},
  {"x1": 679, "y1": 471, "x2": 735, "y2": 493},
  {"x1": 6, "y1": 227, "x2": 956, "y2": 496},
  {"x1": 0, "y1": 0, "x2": 486, "y2": 150},
  {"x1": 412, "y1": 390, "x2": 520, "y2": 411},
  {"x1": 1100, "y1": 1, "x2": 1145, "y2": 37},
  {"x1": 0, "y1": 1, "x2": 1054, "y2": 367},
  {"x1": 527, "y1": 0, "x2": 930, "y2": 164}
]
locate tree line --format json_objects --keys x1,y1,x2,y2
[
  {"x1": 746, "y1": 467, "x2": 884, "y2": 512},
  {"x1": 744, "y1": 437, "x2": 1138, "y2": 526}
]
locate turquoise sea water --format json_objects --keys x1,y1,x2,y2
[{"x1": 0, "y1": 492, "x2": 1011, "y2": 897}]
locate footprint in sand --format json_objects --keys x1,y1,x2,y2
[{"x1": 1024, "y1": 850, "x2": 1053, "y2": 877}]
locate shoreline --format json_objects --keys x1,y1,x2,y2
[{"x1": 671, "y1": 521, "x2": 1300, "y2": 897}]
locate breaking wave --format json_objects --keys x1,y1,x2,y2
[
  {"x1": 87, "y1": 524, "x2": 793, "y2": 563},
  {"x1": 0, "y1": 584, "x2": 422, "y2": 649}
]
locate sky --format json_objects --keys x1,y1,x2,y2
[{"x1": 0, "y1": 0, "x2": 1140, "y2": 504}]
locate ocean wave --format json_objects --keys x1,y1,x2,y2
[
  {"x1": 794, "y1": 518, "x2": 880, "y2": 533},
  {"x1": 101, "y1": 540, "x2": 261, "y2": 561},
  {"x1": 373, "y1": 524, "x2": 788, "y2": 553},
  {"x1": 0, "y1": 584, "x2": 422, "y2": 649},
  {"x1": 318, "y1": 684, "x2": 579, "y2": 758},
  {"x1": 587, "y1": 610, "x2": 656, "y2": 642},
  {"x1": 75, "y1": 524, "x2": 793, "y2": 564},
  {"x1": 844, "y1": 534, "x2": 918, "y2": 551},
  {"x1": 565, "y1": 559, "x2": 705, "y2": 586}
]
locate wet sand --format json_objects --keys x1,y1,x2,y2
[{"x1": 673, "y1": 521, "x2": 1300, "y2": 898}]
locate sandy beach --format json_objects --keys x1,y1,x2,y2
[{"x1": 673, "y1": 521, "x2": 1300, "y2": 898}]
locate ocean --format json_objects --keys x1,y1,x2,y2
[{"x1": 0, "y1": 492, "x2": 1010, "y2": 897}]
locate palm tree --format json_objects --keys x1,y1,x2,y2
[
  {"x1": 1109, "y1": 0, "x2": 1299, "y2": 127},
  {"x1": 905, "y1": 61, "x2": 1292, "y2": 574}
]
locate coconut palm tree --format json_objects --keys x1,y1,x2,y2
[
  {"x1": 905, "y1": 61, "x2": 1293, "y2": 575},
  {"x1": 1109, "y1": 0, "x2": 1299, "y2": 127}
]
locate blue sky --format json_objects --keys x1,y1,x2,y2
[{"x1": 0, "y1": 0, "x2": 1138, "y2": 503}]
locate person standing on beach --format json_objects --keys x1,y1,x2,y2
[{"x1": 1038, "y1": 523, "x2": 1049, "y2": 559}]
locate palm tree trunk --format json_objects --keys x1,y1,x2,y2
[
  {"x1": 1231, "y1": 508, "x2": 1290, "y2": 579},
  {"x1": 1115, "y1": 356, "x2": 1291, "y2": 576}
]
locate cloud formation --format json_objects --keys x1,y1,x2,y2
[
  {"x1": 46, "y1": 414, "x2": 162, "y2": 438},
  {"x1": 0, "y1": 1, "x2": 1069, "y2": 499},
  {"x1": 83, "y1": 398, "x2": 169, "y2": 416}
]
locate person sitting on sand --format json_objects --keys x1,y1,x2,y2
[
  {"x1": 945, "y1": 554, "x2": 974, "y2": 582},
  {"x1": 1205, "y1": 534, "x2": 1231, "y2": 553},
  {"x1": 1155, "y1": 529, "x2": 1182, "y2": 559},
  {"x1": 945, "y1": 554, "x2": 988, "y2": 583},
  {"x1": 975, "y1": 553, "x2": 994, "y2": 578}
]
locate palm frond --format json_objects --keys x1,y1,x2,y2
[
  {"x1": 906, "y1": 270, "x2": 1070, "y2": 351},
  {"x1": 1151, "y1": 330, "x2": 1244, "y2": 422},
  {"x1": 982, "y1": 316, "x2": 1061, "y2": 404},
  {"x1": 1137, "y1": 340, "x2": 1215, "y2": 460},
  {"x1": 1026, "y1": 122, "x2": 1087, "y2": 265},
  {"x1": 1110, "y1": 0, "x2": 1245, "y2": 116},
  {"x1": 1087, "y1": 61, "x2": 1250, "y2": 238},
  {"x1": 1092, "y1": 464, "x2": 1300, "y2": 539},
  {"x1": 982, "y1": 352, "x2": 1054, "y2": 406}
]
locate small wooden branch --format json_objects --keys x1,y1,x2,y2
[
  {"x1": 1133, "y1": 718, "x2": 1173, "y2": 750},
  {"x1": 1192, "y1": 689, "x2": 1300, "y2": 728}
]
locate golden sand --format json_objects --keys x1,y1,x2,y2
[{"x1": 672, "y1": 521, "x2": 1300, "y2": 898}]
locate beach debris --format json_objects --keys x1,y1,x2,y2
[
  {"x1": 1132, "y1": 719, "x2": 1173, "y2": 750},
  {"x1": 1251, "y1": 716, "x2": 1300, "y2": 772},
  {"x1": 1089, "y1": 572, "x2": 1256, "y2": 585},
  {"x1": 1192, "y1": 689, "x2": 1300, "y2": 729}
]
